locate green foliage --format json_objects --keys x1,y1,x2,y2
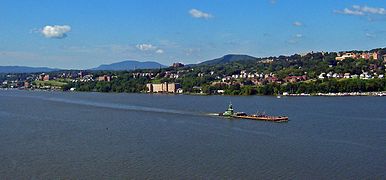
[
  {"x1": 34, "y1": 80, "x2": 68, "y2": 88},
  {"x1": 204, "y1": 78, "x2": 386, "y2": 96},
  {"x1": 53, "y1": 49, "x2": 386, "y2": 95}
]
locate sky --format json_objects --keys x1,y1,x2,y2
[{"x1": 1, "y1": 0, "x2": 386, "y2": 69}]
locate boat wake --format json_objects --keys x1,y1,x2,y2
[
  {"x1": 41, "y1": 97, "x2": 211, "y2": 117},
  {"x1": 206, "y1": 113, "x2": 220, "y2": 116}
]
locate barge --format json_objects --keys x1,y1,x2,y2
[{"x1": 218, "y1": 103, "x2": 289, "y2": 123}]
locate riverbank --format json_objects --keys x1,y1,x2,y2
[
  {"x1": 2, "y1": 88, "x2": 386, "y2": 97},
  {"x1": 283, "y1": 91, "x2": 386, "y2": 97}
]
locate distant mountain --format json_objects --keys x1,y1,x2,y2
[
  {"x1": 91, "y1": 60, "x2": 167, "y2": 71},
  {"x1": 199, "y1": 54, "x2": 258, "y2": 66},
  {"x1": 0, "y1": 66, "x2": 59, "y2": 73}
]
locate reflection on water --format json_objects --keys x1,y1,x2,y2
[{"x1": 0, "y1": 90, "x2": 385, "y2": 179}]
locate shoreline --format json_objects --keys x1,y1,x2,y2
[
  {"x1": 1, "y1": 88, "x2": 386, "y2": 97},
  {"x1": 283, "y1": 92, "x2": 386, "y2": 97}
]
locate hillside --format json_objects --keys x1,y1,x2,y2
[
  {"x1": 199, "y1": 54, "x2": 258, "y2": 65},
  {"x1": 0, "y1": 66, "x2": 58, "y2": 73},
  {"x1": 91, "y1": 60, "x2": 166, "y2": 71}
]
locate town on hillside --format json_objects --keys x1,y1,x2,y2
[{"x1": 1, "y1": 48, "x2": 386, "y2": 96}]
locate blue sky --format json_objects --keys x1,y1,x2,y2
[{"x1": 1, "y1": 0, "x2": 386, "y2": 69}]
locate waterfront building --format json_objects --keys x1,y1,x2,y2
[
  {"x1": 146, "y1": 82, "x2": 181, "y2": 93},
  {"x1": 176, "y1": 88, "x2": 184, "y2": 94}
]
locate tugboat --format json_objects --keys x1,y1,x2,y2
[
  {"x1": 219, "y1": 103, "x2": 288, "y2": 122},
  {"x1": 221, "y1": 103, "x2": 235, "y2": 117}
]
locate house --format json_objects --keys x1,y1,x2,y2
[
  {"x1": 38, "y1": 74, "x2": 51, "y2": 81},
  {"x1": 284, "y1": 75, "x2": 307, "y2": 83},
  {"x1": 192, "y1": 86, "x2": 203, "y2": 93},
  {"x1": 369, "y1": 64, "x2": 377, "y2": 71},
  {"x1": 252, "y1": 79, "x2": 262, "y2": 85},
  {"x1": 24, "y1": 81, "x2": 30, "y2": 88},
  {"x1": 372, "y1": 52, "x2": 380, "y2": 60},
  {"x1": 81, "y1": 75, "x2": 94, "y2": 82},
  {"x1": 265, "y1": 76, "x2": 279, "y2": 83},
  {"x1": 326, "y1": 72, "x2": 333, "y2": 78},
  {"x1": 176, "y1": 88, "x2": 184, "y2": 94},
  {"x1": 360, "y1": 72, "x2": 371, "y2": 79},
  {"x1": 360, "y1": 52, "x2": 371, "y2": 59},
  {"x1": 222, "y1": 76, "x2": 232, "y2": 82},
  {"x1": 318, "y1": 73, "x2": 326, "y2": 79},
  {"x1": 343, "y1": 73, "x2": 351, "y2": 79},
  {"x1": 247, "y1": 73, "x2": 257, "y2": 78},
  {"x1": 351, "y1": 74, "x2": 359, "y2": 79},
  {"x1": 217, "y1": 90, "x2": 225, "y2": 94},
  {"x1": 43, "y1": 75, "x2": 51, "y2": 81},
  {"x1": 335, "y1": 53, "x2": 357, "y2": 61},
  {"x1": 98, "y1": 75, "x2": 111, "y2": 82}
]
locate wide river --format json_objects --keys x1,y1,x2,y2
[{"x1": 0, "y1": 90, "x2": 385, "y2": 179}]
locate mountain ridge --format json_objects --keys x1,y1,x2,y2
[
  {"x1": 91, "y1": 60, "x2": 167, "y2": 71},
  {"x1": 0, "y1": 66, "x2": 59, "y2": 73},
  {"x1": 198, "y1": 54, "x2": 258, "y2": 65}
]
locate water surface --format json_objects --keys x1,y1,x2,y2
[{"x1": 0, "y1": 90, "x2": 385, "y2": 179}]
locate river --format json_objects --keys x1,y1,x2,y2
[{"x1": 0, "y1": 90, "x2": 385, "y2": 179}]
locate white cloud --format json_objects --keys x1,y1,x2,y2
[
  {"x1": 293, "y1": 21, "x2": 303, "y2": 27},
  {"x1": 189, "y1": 9, "x2": 213, "y2": 19},
  {"x1": 335, "y1": 5, "x2": 386, "y2": 16},
  {"x1": 295, "y1": 34, "x2": 303, "y2": 38},
  {"x1": 365, "y1": 32, "x2": 376, "y2": 38},
  {"x1": 41, "y1": 25, "x2": 71, "y2": 39},
  {"x1": 136, "y1": 43, "x2": 164, "y2": 54},
  {"x1": 354, "y1": 5, "x2": 386, "y2": 15},
  {"x1": 335, "y1": 8, "x2": 365, "y2": 16},
  {"x1": 136, "y1": 44, "x2": 157, "y2": 51}
]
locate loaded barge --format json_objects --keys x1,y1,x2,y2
[{"x1": 218, "y1": 103, "x2": 288, "y2": 123}]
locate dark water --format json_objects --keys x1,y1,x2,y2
[{"x1": 0, "y1": 90, "x2": 385, "y2": 179}]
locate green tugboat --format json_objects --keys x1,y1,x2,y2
[
  {"x1": 222, "y1": 103, "x2": 234, "y2": 116},
  {"x1": 219, "y1": 103, "x2": 289, "y2": 122}
]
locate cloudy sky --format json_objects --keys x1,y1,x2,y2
[{"x1": 1, "y1": 0, "x2": 386, "y2": 69}]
